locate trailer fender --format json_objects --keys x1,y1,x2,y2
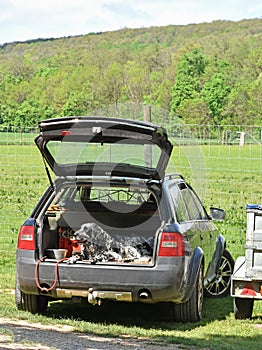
[{"x1": 232, "y1": 256, "x2": 246, "y2": 275}]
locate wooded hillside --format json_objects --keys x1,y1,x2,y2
[{"x1": 0, "y1": 18, "x2": 261, "y2": 128}]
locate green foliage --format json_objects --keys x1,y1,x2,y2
[
  {"x1": 0, "y1": 19, "x2": 262, "y2": 126},
  {"x1": 201, "y1": 61, "x2": 234, "y2": 123},
  {"x1": 170, "y1": 48, "x2": 207, "y2": 115}
]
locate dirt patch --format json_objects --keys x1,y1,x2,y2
[
  {"x1": 0, "y1": 317, "x2": 181, "y2": 350},
  {"x1": 252, "y1": 323, "x2": 262, "y2": 329}
]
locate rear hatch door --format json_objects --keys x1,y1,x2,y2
[{"x1": 35, "y1": 116, "x2": 173, "y2": 180}]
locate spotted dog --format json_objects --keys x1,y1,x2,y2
[{"x1": 74, "y1": 222, "x2": 141, "y2": 263}]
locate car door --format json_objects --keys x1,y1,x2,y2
[
  {"x1": 169, "y1": 181, "x2": 214, "y2": 275},
  {"x1": 168, "y1": 182, "x2": 200, "y2": 253},
  {"x1": 181, "y1": 183, "x2": 214, "y2": 262}
]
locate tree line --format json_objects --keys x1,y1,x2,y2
[{"x1": 0, "y1": 18, "x2": 261, "y2": 129}]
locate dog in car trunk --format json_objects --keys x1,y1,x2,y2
[{"x1": 74, "y1": 222, "x2": 154, "y2": 263}]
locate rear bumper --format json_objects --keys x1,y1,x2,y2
[{"x1": 16, "y1": 249, "x2": 189, "y2": 303}]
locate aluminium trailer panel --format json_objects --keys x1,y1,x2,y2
[{"x1": 231, "y1": 204, "x2": 262, "y2": 300}]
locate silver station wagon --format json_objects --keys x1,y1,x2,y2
[{"x1": 16, "y1": 116, "x2": 234, "y2": 323}]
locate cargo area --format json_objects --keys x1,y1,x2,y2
[{"x1": 39, "y1": 183, "x2": 162, "y2": 265}]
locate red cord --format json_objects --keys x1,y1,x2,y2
[{"x1": 35, "y1": 256, "x2": 68, "y2": 293}]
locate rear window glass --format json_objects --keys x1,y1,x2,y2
[{"x1": 46, "y1": 141, "x2": 161, "y2": 168}]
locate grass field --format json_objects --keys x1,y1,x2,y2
[{"x1": 0, "y1": 136, "x2": 261, "y2": 350}]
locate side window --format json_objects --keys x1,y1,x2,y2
[
  {"x1": 188, "y1": 187, "x2": 208, "y2": 220},
  {"x1": 169, "y1": 182, "x2": 208, "y2": 223},
  {"x1": 179, "y1": 183, "x2": 207, "y2": 220},
  {"x1": 169, "y1": 184, "x2": 189, "y2": 223}
]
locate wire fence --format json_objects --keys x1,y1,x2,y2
[{"x1": 0, "y1": 123, "x2": 261, "y2": 262}]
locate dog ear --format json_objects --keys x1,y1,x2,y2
[{"x1": 82, "y1": 224, "x2": 89, "y2": 233}]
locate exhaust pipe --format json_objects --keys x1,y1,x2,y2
[{"x1": 139, "y1": 291, "x2": 149, "y2": 299}]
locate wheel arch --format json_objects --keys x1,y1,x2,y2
[
  {"x1": 214, "y1": 234, "x2": 227, "y2": 273},
  {"x1": 181, "y1": 246, "x2": 204, "y2": 302},
  {"x1": 205, "y1": 234, "x2": 226, "y2": 283}
]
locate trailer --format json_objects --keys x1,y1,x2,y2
[{"x1": 231, "y1": 204, "x2": 262, "y2": 319}]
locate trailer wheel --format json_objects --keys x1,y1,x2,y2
[{"x1": 234, "y1": 297, "x2": 254, "y2": 319}]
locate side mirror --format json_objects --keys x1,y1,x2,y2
[{"x1": 210, "y1": 207, "x2": 226, "y2": 221}]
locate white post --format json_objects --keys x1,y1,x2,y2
[{"x1": 237, "y1": 131, "x2": 245, "y2": 146}]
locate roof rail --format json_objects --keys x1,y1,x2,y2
[{"x1": 165, "y1": 173, "x2": 185, "y2": 181}]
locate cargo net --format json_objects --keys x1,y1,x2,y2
[{"x1": 59, "y1": 223, "x2": 154, "y2": 264}]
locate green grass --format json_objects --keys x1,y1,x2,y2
[
  {"x1": 0, "y1": 140, "x2": 262, "y2": 349},
  {"x1": 0, "y1": 144, "x2": 49, "y2": 265}
]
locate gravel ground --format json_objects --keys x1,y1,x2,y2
[{"x1": 0, "y1": 318, "x2": 182, "y2": 350}]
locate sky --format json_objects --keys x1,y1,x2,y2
[{"x1": 0, "y1": 0, "x2": 261, "y2": 45}]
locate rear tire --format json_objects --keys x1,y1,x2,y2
[
  {"x1": 234, "y1": 297, "x2": 254, "y2": 319},
  {"x1": 15, "y1": 278, "x2": 23, "y2": 310},
  {"x1": 173, "y1": 265, "x2": 203, "y2": 323},
  {"x1": 204, "y1": 249, "x2": 234, "y2": 298},
  {"x1": 15, "y1": 277, "x2": 48, "y2": 314},
  {"x1": 22, "y1": 293, "x2": 48, "y2": 314}
]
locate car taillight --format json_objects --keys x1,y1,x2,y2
[
  {"x1": 17, "y1": 225, "x2": 35, "y2": 250},
  {"x1": 158, "y1": 232, "x2": 185, "y2": 257},
  {"x1": 61, "y1": 130, "x2": 71, "y2": 136}
]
